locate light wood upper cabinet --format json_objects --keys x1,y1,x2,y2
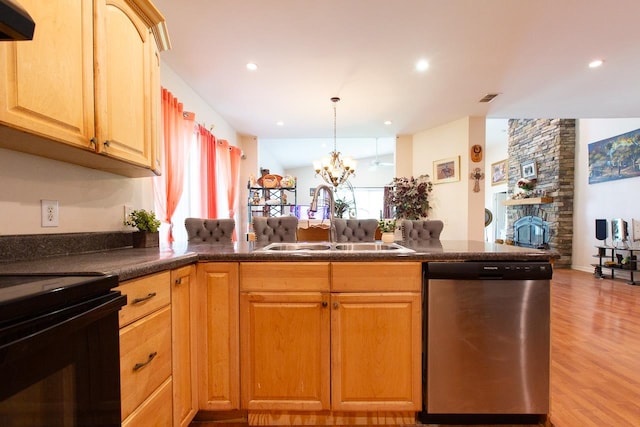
[
  {"x1": 197, "y1": 262, "x2": 240, "y2": 411},
  {"x1": 0, "y1": 0, "x2": 169, "y2": 177},
  {"x1": 0, "y1": 0, "x2": 95, "y2": 150},
  {"x1": 94, "y1": 0, "x2": 152, "y2": 167}
]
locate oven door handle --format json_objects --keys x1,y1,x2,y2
[{"x1": 0, "y1": 292, "x2": 126, "y2": 363}]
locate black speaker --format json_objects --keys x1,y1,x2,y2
[{"x1": 595, "y1": 219, "x2": 608, "y2": 241}]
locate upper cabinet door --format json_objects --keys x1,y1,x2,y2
[
  {"x1": 0, "y1": 0, "x2": 96, "y2": 150},
  {"x1": 94, "y1": 0, "x2": 153, "y2": 169}
]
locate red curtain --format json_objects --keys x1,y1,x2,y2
[
  {"x1": 214, "y1": 140, "x2": 242, "y2": 240},
  {"x1": 227, "y1": 145, "x2": 242, "y2": 240},
  {"x1": 197, "y1": 124, "x2": 218, "y2": 218},
  {"x1": 153, "y1": 88, "x2": 194, "y2": 242}
]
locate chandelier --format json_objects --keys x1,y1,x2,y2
[{"x1": 313, "y1": 97, "x2": 356, "y2": 188}]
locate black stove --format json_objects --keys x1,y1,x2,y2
[
  {"x1": 0, "y1": 273, "x2": 125, "y2": 425},
  {"x1": 0, "y1": 273, "x2": 119, "y2": 325}
]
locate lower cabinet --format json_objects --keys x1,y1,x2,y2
[
  {"x1": 330, "y1": 262, "x2": 422, "y2": 412},
  {"x1": 240, "y1": 262, "x2": 331, "y2": 411},
  {"x1": 115, "y1": 271, "x2": 172, "y2": 425},
  {"x1": 196, "y1": 262, "x2": 240, "y2": 411},
  {"x1": 239, "y1": 261, "x2": 422, "y2": 424},
  {"x1": 172, "y1": 265, "x2": 198, "y2": 427},
  {"x1": 116, "y1": 267, "x2": 199, "y2": 427}
]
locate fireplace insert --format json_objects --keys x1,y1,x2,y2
[
  {"x1": 0, "y1": 274, "x2": 126, "y2": 426},
  {"x1": 513, "y1": 215, "x2": 550, "y2": 249}
]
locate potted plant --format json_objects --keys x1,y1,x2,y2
[
  {"x1": 334, "y1": 198, "x2": 353, "y2": 219},
  {"x1": 124, "y1": 209, "x2": 161, "y2": 248},
  {"x1": 378, "y1": 218, "x2": 397, "y2": 243},
  {"x1": 384, "y1": 174, "x2": 433, "y2": 220}
]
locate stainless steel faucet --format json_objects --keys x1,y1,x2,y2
[{"x1": 309, "y1": 184, "x2": 336, "y2": 242}]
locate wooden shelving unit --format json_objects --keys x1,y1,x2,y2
[{"x1": 503, "y1": 197, "x2": 553, "y2": 206}]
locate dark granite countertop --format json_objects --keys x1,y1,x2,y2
[{"x1": 0, "y1": 236, "x2": 558, "y2": 282}]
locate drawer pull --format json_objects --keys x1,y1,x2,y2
[
  {"x1": 132, "y1": 292, "x2": 156, "y2": 304},
  {"x1": 133, "y1": 351, "x2": 157, "y2": 371}
]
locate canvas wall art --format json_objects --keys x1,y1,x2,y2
[{"x1": 588, "y1": 128, "x2": 640, "y2": 184}]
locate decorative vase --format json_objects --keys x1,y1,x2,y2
[
  {"x1": 381, "y1": 232, "x2": 395, "y2": 243},
  {"x1": 132, "y1": 231, "x2": 159, "y2": 248}
]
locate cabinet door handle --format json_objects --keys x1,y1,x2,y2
[
  {"x1": 322, "y1": 301, "x2": 328, "y2": 308},
  {"x1": 333, "y1": 302, "x2": 339, "y2": 309},
  {"x1": 132, "y1": 292, "x2": 156, "y2": 304},
  {"x1": 89, "y1": 137, "x2": 97, "y2": 147},
  {"x1": 103, "y1": 140, "x2": 110, "y2": 147},
  {"x1": 175, "y1": 277, "x2": 182, "y2": 285},
  {"x1": 133, "y1": 351, "x2": 157, "y2": 371}
]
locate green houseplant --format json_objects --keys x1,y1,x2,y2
[
  {"x1": 378, "y1": 218, "x2": 397, "y2": 243},
  {"x1": 384, "y1": 174, "x2": 433, "y2": 220},
  {"x1": 334, "y1": 198, "x2": 353, "y2": 219},
  {"x1": 378, "y1": 218, "x2": 397, "y2": 233},
  {"x1": 124, "y1": 209, "x2": 161, "y2": 248}
]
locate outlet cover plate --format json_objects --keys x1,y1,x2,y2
[{"x1": 41, "y1": 199, "x2": 59, "y2": 227}]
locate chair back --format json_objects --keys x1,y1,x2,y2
[
  {"x1": 253, "y1": 216, "x2": 298, "y2": 243},
  {"x1": 185, "y1": 218, "x2": 235, "y2": 243},
  {"x1": 401, "y1": 220, "x2": 444, "y2": 243},
  {"x1": 333, "y1": 218, "x2": 378, "y2": 242}
]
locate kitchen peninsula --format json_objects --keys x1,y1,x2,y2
[{"x1": 0, "y1": 233, "x2": 557, "y2": 426}]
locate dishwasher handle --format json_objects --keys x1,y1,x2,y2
[{"x1": 426, "y1": 261, "x2": 553, "y2": 280}]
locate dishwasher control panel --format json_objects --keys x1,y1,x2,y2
[{"x1": 426, "y1": 261, "x2": 553, "y2": 280}]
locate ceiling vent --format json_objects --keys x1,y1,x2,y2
[{"x1": 479, "y1": 93, "x2": 499, "y2": 103}]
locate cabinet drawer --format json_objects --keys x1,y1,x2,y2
[
  {"x1": 122, "y1": 377, "x2": 173, "y2": 427},
  {"x1": 331, "y1": 262, "x2": 422, "y2": 292},
  {"x1": 241, "y1": 262, "x2": 330, "y2": 291},
  {"x1": 120, "y1": 306, "x2": 172, "y2": 421},
  {"x1": 115, "y1": 271, "x2": 171, "y2": 327}
]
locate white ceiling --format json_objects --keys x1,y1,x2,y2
[{"x1": 153, "y1": 0, "x2": 640, "y2": 168}]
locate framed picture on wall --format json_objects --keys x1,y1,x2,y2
[
  {"x1": 491, "y1": 159, "x2": 508, "y2": 186},
  {"x1": 433, "y1": 156, "x2": 460, "y2": 184},
  {"x1": 520, "y1": 159, "x2": 537, "y2": 179}
]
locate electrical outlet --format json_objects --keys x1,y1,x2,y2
[
  {"x1": 123, "y1": 205, "x2": 133, "y2": 223},
  {"x1": 41, "y1": 200, "x2": 59, "y2": 227}
]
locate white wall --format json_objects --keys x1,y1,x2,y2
[
  {"x1": 572, "y1": 118, "x2": 640, "y2": 272},
  {"x1": 484, "y1": 120, "x2": 509, "y2": 242},
  {"x1": 161, "y1": 63, "x2": 237, "y2": 146},
  {"x1": 411, "y1": 117, "x2": 485, "y2": 240},
  {"x1": 0, "y1": 148, "x2": 153, "y2": 235}
]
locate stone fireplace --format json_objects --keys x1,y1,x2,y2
[{"x1": 506, "y1": 119, "x2": 575, "y2": 268}]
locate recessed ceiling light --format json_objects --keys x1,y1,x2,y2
[
  {"x1": 588, "y1": 59, "x2": 604, "y2": 68},
  {"x1": 246, "y1": 62, "x2": 258, "y2": 71},
  {"x1": 384, "y1": 120, "x2": 393, "y2": 126},
  {"x1": 415, "y1": 59, "x2": 429, "y2": 72},
  {"x1": 276, "y1": 121, "x2": 284, "y2": 126}
]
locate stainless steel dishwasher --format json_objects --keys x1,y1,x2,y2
[{"x1": 423, "y1": 261, "x2": 552, "y2": 419}]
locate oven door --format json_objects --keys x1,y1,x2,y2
[{"x1": 0, "y1": 291, "x2": 126, "y2": 427}]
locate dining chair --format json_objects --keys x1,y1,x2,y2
[
  {"x1": 185, "y1": 218, "x2": 235, "y2": 243},
  {"x1": 401, "y1": 219, "x2": 444, "y2": 243},
  {"x1": 253, "y1": 216, "x2": 298, "y2": 243}
]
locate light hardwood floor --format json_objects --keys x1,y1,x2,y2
[{"x1": 191, "y1": 268, "x2": 640, "y2": 426}]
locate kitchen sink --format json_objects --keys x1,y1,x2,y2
[
  {"x1": 334, "y1": 242, "x2": 413, "y2": 252},
  {"x1": 257, "y1": 242, "x2": 414, "y2": 253},
  {"x1": 258, "y1": 243, "x2": 333, "y2": 251}
]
